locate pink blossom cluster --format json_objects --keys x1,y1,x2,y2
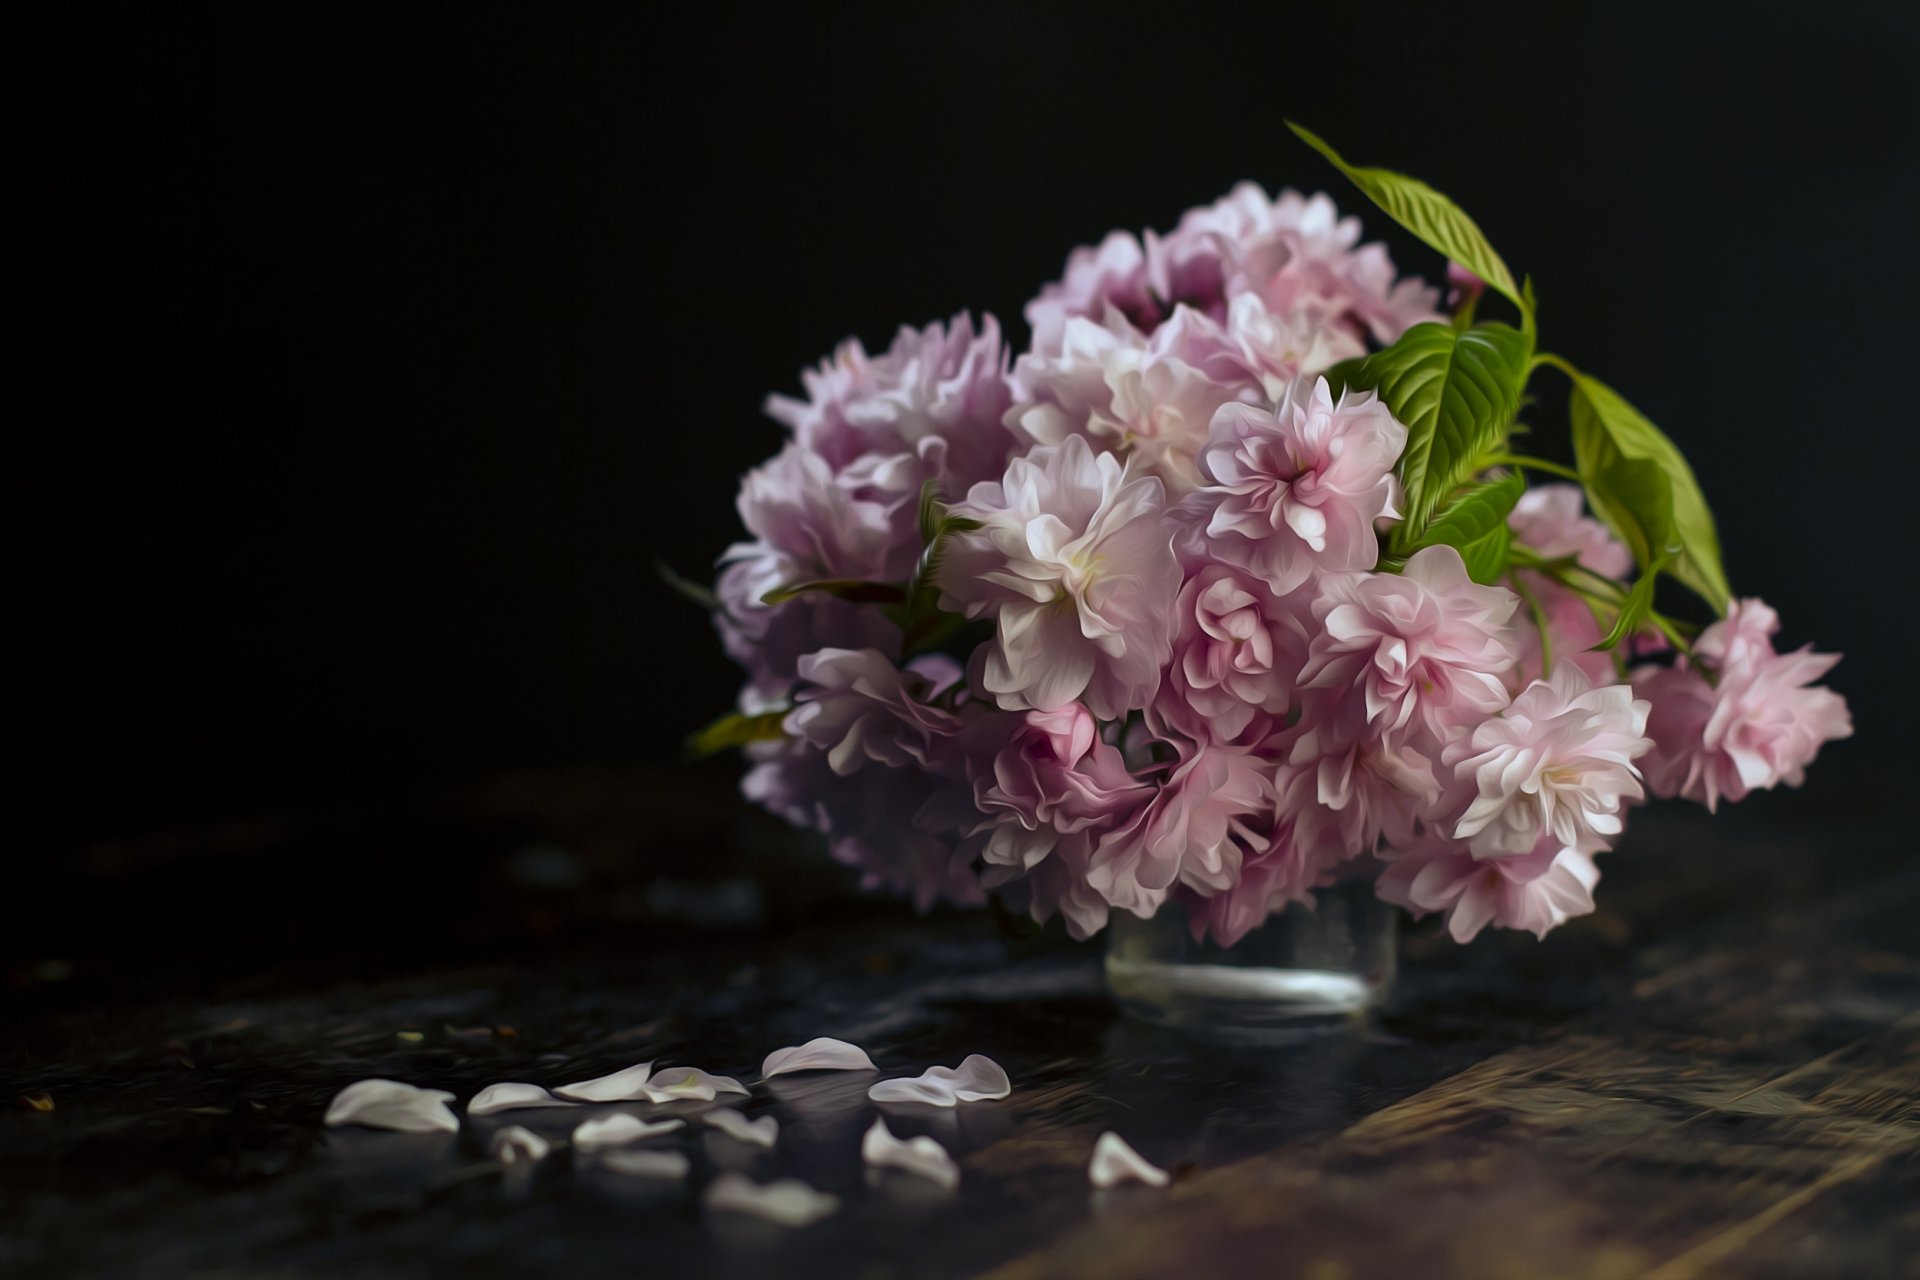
[{"x1": 714, "y1": 186, "x2": 1851, "y2": 945}]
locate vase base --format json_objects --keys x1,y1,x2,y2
[{"x1": 1104, "y1": 955, "x2": 1381, "y2": 1041}]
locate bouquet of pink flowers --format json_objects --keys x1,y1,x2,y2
[{"x1": 686, "y1": 126, "x2": 1851, "y2": 945}]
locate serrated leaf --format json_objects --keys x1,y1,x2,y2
[
  {"x1": 1349, "y1": 322, "x2": 1532, "y2": 537},
  {"x1": 760, "y1": 578, "x2": 907, "y2": 607},
  {"x1": 1591, "y1": 560, "x2": 1665, "y2": 652},
  {"x1": 1567, "y1": 371, "x2": 1729, "y2": 610},
  {"x1": 1409, "y1": 470, "x2": 1524, "y2": 584},
  {"x1": 686, "y1": 709, "x2": 788, "y2": 758},
  {"x1": 1287, "y1": 122, "x2": 1523, "y2": 313}
]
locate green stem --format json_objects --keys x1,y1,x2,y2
[
  {"x1": 1510, "y1": 571, "x2": 1553, "y2": 675},
  {"x1": 1487, "y1": 453, "x2": 1582, "y2": 483},
  {"x1": 1532, "y1": 351, "x2": 1581, "y2": 379}
]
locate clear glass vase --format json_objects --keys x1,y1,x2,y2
[{"x1": 1103, "y1": 879, "x2": 1397, "y2": 1040}]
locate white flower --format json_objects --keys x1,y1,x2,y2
[
  {"x1": 861, "y1": 1118, "x2": 960, "y2": 1188},
  {"x1": 704, "y1": 1173, "x2": 840, "y2": 1227},
  {"x1": 867, "y1": 1054, "x2": 1011, "y2": 1107},
  {"x1": 1088, "y1": 1132, "x2": 1170, "y2": 1188},
  {"x1": 938, "y1": 435, "x2": 1179, "y2": 718},
  {"x1": 760, "y1": 1037, "x2": 877, "y2": 1079},
  {"x1": 323, "y1": 1080, "x2": 458, "y2": 1134},
  {"x1": 1450, "y1": 664, "x2": 1652, "y2": 857}
]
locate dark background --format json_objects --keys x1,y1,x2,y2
[{"x1": 18, "y1": 1, "x2": 1919, "y2": 862}]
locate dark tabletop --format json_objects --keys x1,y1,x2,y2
[{"x1": 4, "y1": 767, "x2": 1916, "y2": 1279}]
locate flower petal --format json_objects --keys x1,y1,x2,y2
[
  {"x1": 866, "y1": 1054, "x2": 1011, "y2": 1107},
  {"x1": 599, "y1": 1147, "x2": 690, "y2": 1179},
  {"x1": 467, "y1": 1082, "x2": 581, "y2": 1116},
  {"x1": 323, "y1": 1079, "x2": 459, "y2": 1134},
  {"x1": 571, "y1": 1112, "x2": 685, "y2": 1152},
  {"x1": 1088, "y1": 1131, "x2": 1169, "y2": 1188},
  {"x1": 860, "y1": 1117, "x2": 960, "y2": 1189},
  {"x1": 641, "y1": 1066, "x2": 750, "y2": 1103},
  {"x1": 703, "y1": 1172, "x2": 839, "y2": 1227},
  {"x1": 490, "y1": 1125, "x2": 551, "y2": 1165},
  {"x1": 760, "y1": 1037, "x2": 877, "y2": 1079},
  {"x1": 703, "y1": 1107, "x2": 779, "y2": 1149},
  {"x1": 553, "y1": 1061, "x2": 654, "y2": 1103}
]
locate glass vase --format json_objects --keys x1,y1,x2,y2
[{"x1": 1103, "y1": 879, "x2": 1397, "y2": 1040}]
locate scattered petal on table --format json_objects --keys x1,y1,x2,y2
[
  {"x1": 467, "y1": 1082, "x2": 580, "y2": 1115},
  {"x1": 323, "y1": 1079, "x2": 459, "y2": 1133},
  {"x1": 861, "y1": 1117, "x2": 960, "y2": 1188},
  {"x1": 867, "y1": 1055, "x2": 1011, "y2": 1107},
  {"x1": 704, "y1": 1172, "x2": 839, "y2": 1226},
  {"x1": 703, "y1": 1107, "x2": 778, "y2": 1149},
  {"x1": 571, "y1": 1112, "x2": 684, "y2": 1151},
  {"x1": 1088, "y1": 1131, "x2": 1169, "y2": 1188},
  {"x1": 599, "y1": 1147, "x2": 690, "y2": 1180},
  {"x1": 760, "y1": 1037, "x2": 876, "y2": 1079},
  {"x1": 491, "y1": 1125, "x2": 551, "y2": 1165},
  {"x1": 553, "y1": 1062, "x2": 654, "y2": 1103},
  {"x1": 642, "y1": 1066, "x2": 750, "y2": 1103}
]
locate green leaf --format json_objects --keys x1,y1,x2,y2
[
  {"x1": 685, "y1": 708, "x2": 788, "y2": 758},
  {"x1": 1347, "y1": 321, "x2": 1532, "y2": 538},
  {"x1": 1591, "y1": 560, "x2": 1665, "y2": 652},
  {"x1": 1567, "y1": 371, "x2": 1730, "y2": 610},
  {"x1": 654, "y1": 557, "x2": 720, "y2": 612},
  {"x1": 1287, "y1": 122, "x2": 1523, "y2": 313},
  {"x1": 1318, "y1": 354, "x2": 1369, "y2": 397},
  {"x1": 759, "y1": 578, "x2": 907, "y2": 607},
  {"x1": 902, "y1": 489, "x2": 982, "y2": 648},
  {"x1": 1410, "y1": 469, "x2": 1524, "y2": 584}
]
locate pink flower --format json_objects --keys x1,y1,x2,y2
[
  {"x1": 1180, "y1": 824, "x2": 1323, "y2": 948},
  {"x1": 1161, "y1": 185, "x2": 1442, "y2": 344},
  {"x1": 937, "y1": 435, "x2": 1181, "y2": 718},
  {"x1": 1008, "y1": 307, "x2": 1253, "y2": 497},
  {"x1": 734, "y1": 443, "x2": 907, "y2": 584},
  {"x1": 1377, "y1": 832, "x2": 1600, "y2": 943},
  {"x1": 1447, "y1": 665, "x2": 1651, "y2": 857},
  {"x1": 786, "y1": 650, "x2": 963, "y2": 776},
  {"x1": 1158, "y1": 563, "x2": 1309, "y2": 741},
  {"x1": 970, "y1": 704, "x2": 1152, "y2": 873},
  {"x1": 1195, "y1": 378, "x2": 1407, "y2": 594},
  {"x1": 1298, "y1": 547, "x2": 1523, "y2": 748},
  {"x1": 1024, "y1": 231, "x2": 1165, "y2": 355},
  {"x1": 1632, "y1": 599, "x2": 1851, "y2": 811},
  {"x1": 714, "y1": 554, "x2": 901, "y2": 700},
  {"x1": 1277, "y1": 702, "x2": 1443, "y2": 862},
  {"x1": 764, "y1": 312, "x2": 1018, "y2": 506},
  {"x1": 1508, "y1": 484, "x2": 1632, "y2": 580},
  {"x1": 741, "y1": 739, "x2": 985, "y2": 912},
  {"x1": 1087, "y1": 735, "x2": 1277, "y2": 907},
  {"x1": 984, "y1": 830, "x2": 1112, "y2": 941}
]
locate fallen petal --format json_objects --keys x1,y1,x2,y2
[
  {"x1": 571, "y1": 1112, "x2": 685, "y2": 1151},
  {"x1": 491, "y1": 1125, "x2": 551, "y2": 1165},
  {"x1": 553, "y1": 1061, "x2": 654, "y2": 1103},
  {"x1": 704, "y1": 1172, "x2": 839, "y2": 1227},
  {"x1": 467, "y1": 1082, "x2": 580, "y2": 1116},
  {"x1": 861, "y1": 1117, "x2": 960, "y2": 1189},
  {"x1": 867, "y1": 1055, "x2": 1011, "y2": 1107},
  {"x1": 703, "y1": 1107, "x2": 778, "y2": 1149},
  {"x1": 1088, "y1": 1131, "x2": 1169, "y2": 1188},
  {"x1": 642, "y1": 1066, "x2": 750, "y2": 1103},
  {"x1": 760, "y1": 1037, "x2": 876, "y2": 1079},
  {"x1": 599, "y1": 1147, "x2": 690, "y2": 1179},
  {"x1": 324, "y1": 1079, "x2": 459, "y2": 1134}
]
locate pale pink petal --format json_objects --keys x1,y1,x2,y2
[
  {"x1": 760, "y1": 1037, "x2": 877, "y2": 1079},
  {"x1": 491, "y1": 1125, "x2": 551, "y2": 1165},
  {"x1": 704, "y1": 1173, "x2": 840, "y2": 1227},
  {"x1": 599, "y1": 1148, "x2": 690, "y2": 1180},
  {"x1": 860, "y1": 1118, "x2": 961, "y2": 1189},
  {"x1": 641, "y1": 1066, "x2": 750, "y2": 1104},
  {"x1": 867, "y1": 1054, "x2": 1011, "y2": 1106},
  {"x1": 323, "y1": 1079, "x2": 459, "y2": 1134},
  {"x1": 553, "y1": 1062, "x2": 653, "y2": 1103},
  {"x1": 467, "y1": 1082, "x2": 581, "y2": 1116},
  {"x1": 703, "y1": 1107, "x2": 779, "y2": 1149},
  {"x1": 1089, "y1": 1131, "x2": 1170, "y2": 1188},
  {"x1": 570, "y1": 1113, "x2": 684, "y2": 1152}
]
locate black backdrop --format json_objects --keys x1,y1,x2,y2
[{"x1": 19, "y1": 2, "x2": 1919, "y2": 852}]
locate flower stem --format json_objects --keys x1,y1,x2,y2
[
  {"x1": 1509, "y1": 571, "x2": 1554, "y2": 675},
  {"x1": 1488, "y1": 453, "x2": 1583, "y2": 483}
]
